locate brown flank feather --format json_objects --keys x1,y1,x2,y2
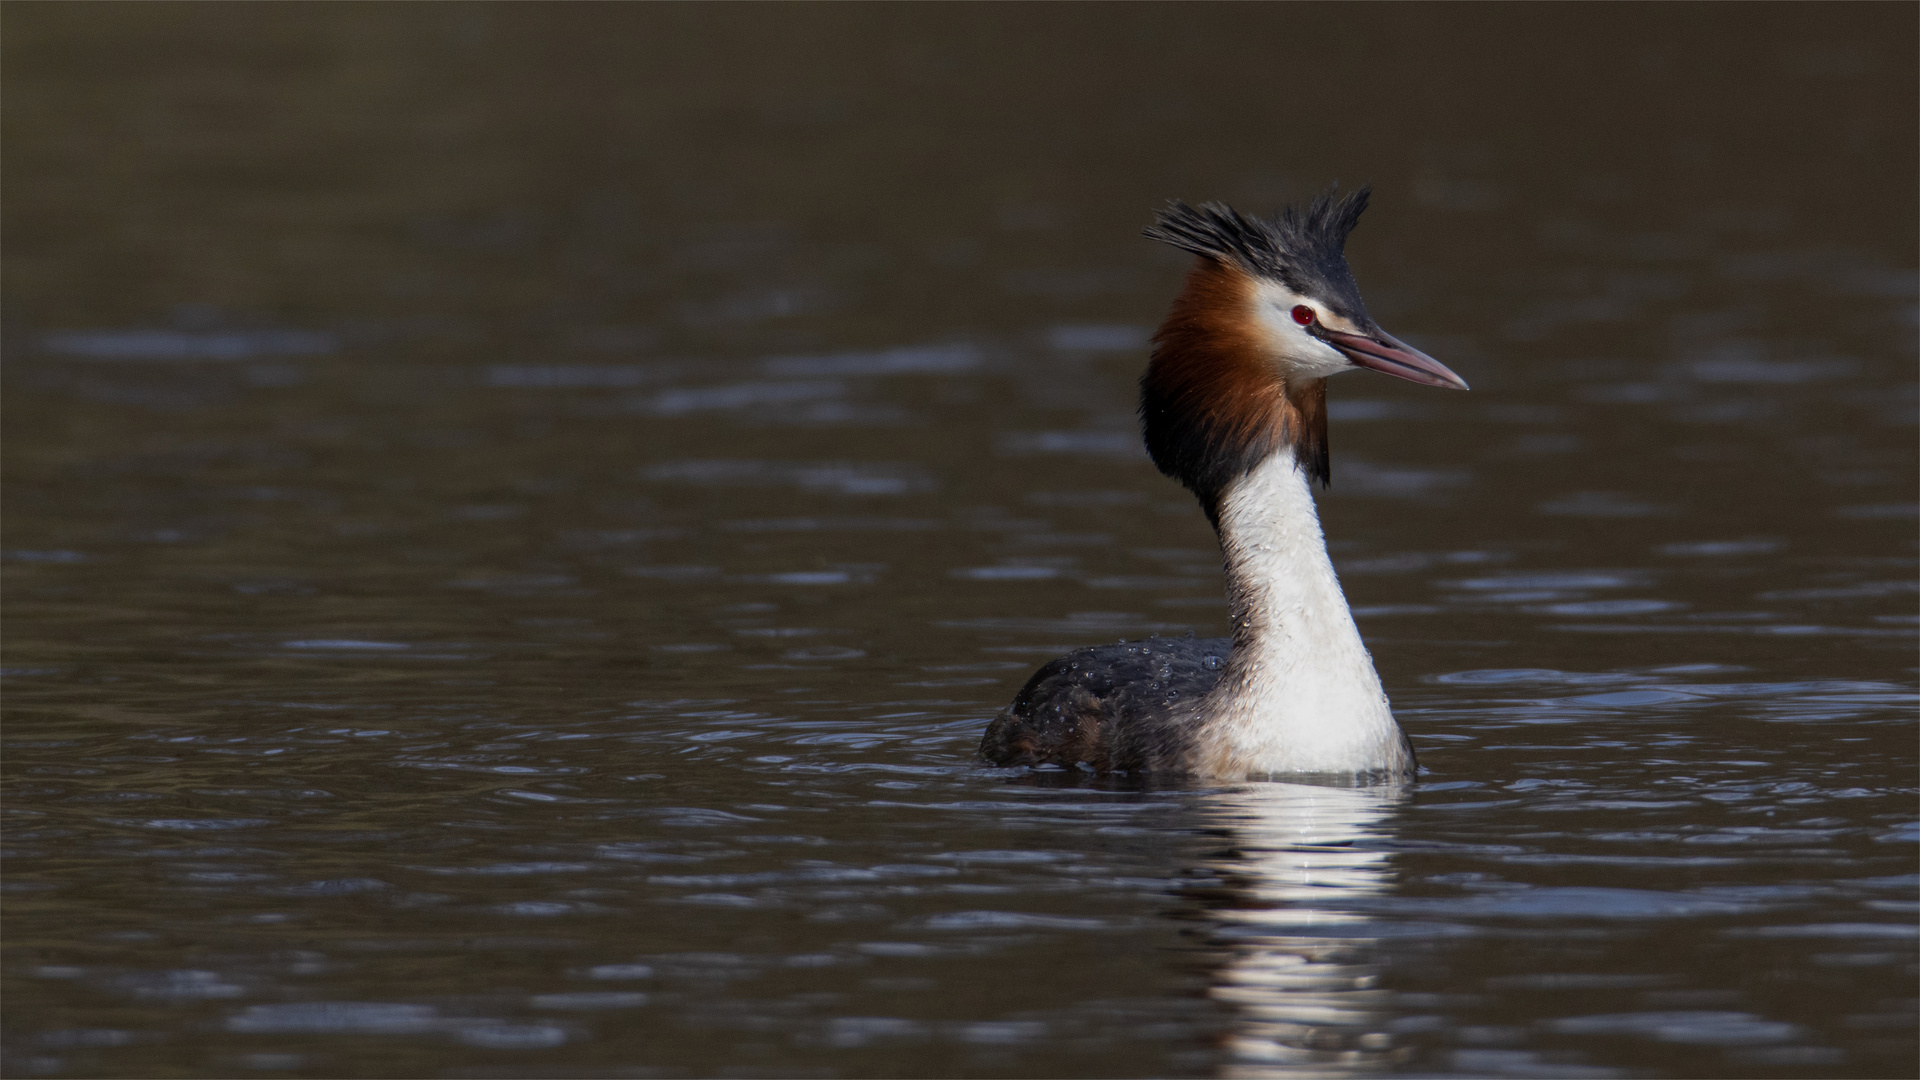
[{"x1": 1139, "y1": 258, "x2": 1328, "y2": 524}]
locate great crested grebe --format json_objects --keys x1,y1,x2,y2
[{"x1": 980, "y1": 188, "x2": 1468, "y2": 779}]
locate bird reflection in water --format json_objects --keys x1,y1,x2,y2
[{"x1": 1191, "y1": 780, "x2": 1408, "y2": 1076}]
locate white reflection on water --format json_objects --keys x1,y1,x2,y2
[
  {"x1": 1200, "y1": 780, "x2": 1407, "y2": 1077},
  {"x1": 42, "y1": 328, "x2": 337, "y2": 361}
]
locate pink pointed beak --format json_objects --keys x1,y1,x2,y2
[{"x1": 1317, "y1": 327, "x2": 1470, "y2": 390}]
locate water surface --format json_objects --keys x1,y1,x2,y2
[{"x1": 3, "y1": 6, "x2": 1915, "y2": 1077}]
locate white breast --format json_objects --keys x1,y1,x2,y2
[{"x1": 1194, "y1": 449, "x2": 1413, "y2": 777}]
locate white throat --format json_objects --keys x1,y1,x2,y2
[{"x1": 1193, "y1": 448, "x2": 1413, "y2": 778}]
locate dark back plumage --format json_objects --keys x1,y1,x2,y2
[{"x1": 1143, "y1": 188, "x2": 1375, "y2": 327}]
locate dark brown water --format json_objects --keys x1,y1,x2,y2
[{"x1": 4, "y1": 7, "x2": 1915, "y2": 1077}]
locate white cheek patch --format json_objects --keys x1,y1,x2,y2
[{"x1": 1249, "y1": 283, "x2": 1352, "y2": 379}]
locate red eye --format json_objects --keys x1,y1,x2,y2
[{"x1": 1290, "y1": 305, "x2": 1315, "y2": 326}]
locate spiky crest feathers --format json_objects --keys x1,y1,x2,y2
[{"x1": 1142, "y1": 188, "x2": 1373, "y2": 325}]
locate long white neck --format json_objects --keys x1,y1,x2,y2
[{"x1": 1192, "y1": 449, "x2": 1414, "y2": 778}]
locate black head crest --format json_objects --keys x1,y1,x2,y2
[{"x1": 1143, "y1": 187, "x2": 1373, "y2": 324}]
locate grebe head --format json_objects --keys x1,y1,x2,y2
[
  {"x1": 1138, "y1": 188, "x2": 1468, "y2": 513},
  {"x1": 1143, "y1": 189, "x2": 1469, "y2": 391}
]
